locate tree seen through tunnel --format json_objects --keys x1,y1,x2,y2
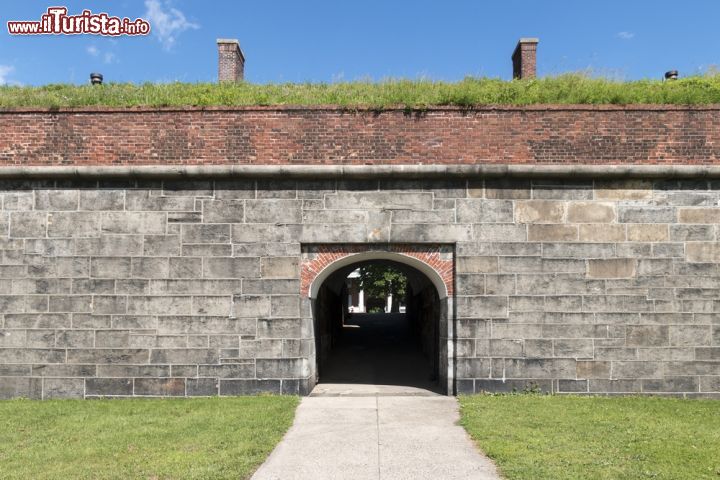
[{"x1": 312, "y1": 260, "x2": 442, "y2": 395}]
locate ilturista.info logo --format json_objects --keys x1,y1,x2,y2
[{"x1": 7, "y1": 6, "x2": 150, "y2": 36}]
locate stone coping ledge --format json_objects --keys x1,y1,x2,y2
[
  {"x1": 3, "y1": 104, "x2": 720, "y2": 114},
  {"x1": 2, "y1": 164, "x2": 720, "y2": 179}
]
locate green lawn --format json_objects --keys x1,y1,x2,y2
[
  {"x1": 3, "y1": 74, "x2": 720, "y2": 108},
  {"x1": 0, "y1": 396, "x2": 299, "y2": 480},
  {"x1": 459, "y1": 395, "x2": 720, "y2": 480}
]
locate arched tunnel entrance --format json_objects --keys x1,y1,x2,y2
[{"x1": 309, "y1": 254, "x2": 450, "y2": 395}]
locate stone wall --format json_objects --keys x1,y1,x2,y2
[{"x1": 0, "y1": 176, "x2": 718, "y2": 398}]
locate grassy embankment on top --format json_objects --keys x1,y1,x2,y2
[{"x1": 2, "y1": 74, "x2": 720, "y2": 108}]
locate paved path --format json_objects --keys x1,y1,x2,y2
[{"x1": 251, "y1": 394, "x2": 501, "y2": 480}]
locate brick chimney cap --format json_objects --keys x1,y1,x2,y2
[
  {"x1": 216, "y1": 38, "x2": 245, "y2": 61},
  {"x1": 513, "y1": 38, "x2": 539, "y2": 59}
]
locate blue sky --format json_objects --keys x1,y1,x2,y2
[{"x1": 1, "y1": 1, "x2": 719, "y2": 85}]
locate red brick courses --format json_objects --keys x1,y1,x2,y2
[
  {"x1": 300, "y1": 244, "x2": 454, "y2": 297},
  {"x1": 1, "y1": 105, "x2": 719, "y2": 167}
]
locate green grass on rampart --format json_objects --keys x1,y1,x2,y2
[{"x1": 3, "y1": 74, "x2": 720, "y2": 108}]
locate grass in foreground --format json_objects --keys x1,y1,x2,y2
[
  {"x1": 0, "y1": 396, "x2": 299, "y2": 480},
  {"x1": 3, "y1": 74, "x2": 720, "y2": 108},
  {"x1": 459, "y1": 394, "x2": 720, "y2": 480}
]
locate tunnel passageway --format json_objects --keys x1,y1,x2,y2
[{"x1": 311, "y1": 259, "x2": 443, "y2": 396}]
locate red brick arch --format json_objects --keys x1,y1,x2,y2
[{"x1": 300, "y1": 244, "x2": 454, "y2": 298}]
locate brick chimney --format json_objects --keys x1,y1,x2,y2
[
  {"x1": 512, "y1": 38, "x2": 539, "y2": 79},
  {"x1": 217, "y1": 39, "x2": 245, "y2": 82}
]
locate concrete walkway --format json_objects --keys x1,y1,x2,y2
[{"x1": 251, "y1": 394, "x2": 501, "y2": 480}]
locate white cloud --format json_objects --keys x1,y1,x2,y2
[
  {"x1": 87, "y1": 45, "x2": 117, "y2": 64},
  {"x1": 0, "y1": 65, "x2": 16, "y2": 85},
  {"x1": 144, "y1": 0, "x2": 199, "y2": 51},
  {"x1": 617, "y1": 31, "x2": 635, "y2": 40}
]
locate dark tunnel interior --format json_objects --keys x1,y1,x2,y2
[{"x1": 311, "y1": 260, "x2": 443, "y2": 394}]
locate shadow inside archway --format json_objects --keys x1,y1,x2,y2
[{"x1": 315, "y1": 312, "x2": 441, "y2": 395}]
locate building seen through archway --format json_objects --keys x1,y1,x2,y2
[{"x1": 311, "y1": 259, "x2": 443, "y2": 394}]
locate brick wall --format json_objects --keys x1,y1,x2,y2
[
  {"x1": 0, "y1": 106, "x2": 719, "y2": 399},
  {"x1": 1, "y1": 105, "x2": 720, "y2": 166}
]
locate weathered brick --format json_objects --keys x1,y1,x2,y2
[
  {"x1": 587, "y1": 259, "x2": 636, "y2": 278},
  {"x1": 567, "y1": 202, "x2": 615, "y2": 223},
  {"x1": 515, "y1": 200, "x2": 564, "y2": 223},
  {"x1": 686, "y1": 243, "x2": 720, "y2": 263},
  {"x1": 528, "y1": 224, "x2": 577, "y2": 241}
]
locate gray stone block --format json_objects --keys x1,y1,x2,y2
[
  {"x1": 134, "y1": 378, "x2": 186, "y2": 396},
  {"x1": 76, "y1": 236, "x2": 144, "y2": 256},
  {"x1": 502, "y1": 358, "x2": 576, "y2": 379},
  {"x1": 219, "y1": 379, "x2": 281, "y2": 395},
  {"x1": 456, "y1": 358, "x2": 492, "y2": 377},
  {"x1": 91, "y1": 257, "x2": 131, "y2": 278},
  {"x1": 456, "y1": 200, "x2": 513, "y2": 223},
  {"x1": 5, "y1": 313, "x2": 70, "y2": 329},
  {"x1": 43, "y1": 377, "x2": 85, "y2": 399},
  {"x1": 390, "y1": 209, "x2": 453, "y2": 224},
  {"x1": 102, "y1": 212, "x2": 167, "y2": 235},
  {"x1": 515, "y1": 200, "x2": 565, "y2": 224},
  {"x1": 670, "y1": 325, "x2": 712, "y2": 346},
  {"x1": 192, "y1": 296, "x2": 232, "y2": 316},
  {"x1": 261, "y1": 257, "x2": 299, "y2": 278},
  {"x1": 456, "y1": 275, "x2": 485, "y2": 295},
  {"x1": 47, "y1": 212, "x2": 101, "y2": 237},
  {"x1": 611, "y1": 361, "x2": 663, "y2": 379},
  {"x1": 456, "y1": 296, "x2": 508, "y2": 318},
  {"x1": 203, "y1": 257, "x2": 259, "y2": 279},
  {"x1": 576, "y1": 361, "x2": 611, "y2": 379},
  {"x1": 169, "y1": 257, "x2": 203, "y2": 278},
  {"x1": 202, "y1": 200, "x2": 244, "y2": 223},
  {"x1": 187, "y1": 378, "x2": 218, "y2": 396},
  {"x1": 182, "y1": 224, "x2": 230, "y2": 244},
  {"x1": 9, "y1": 212, "x2": 46, "y2": 238},
  {"x1": 96, "y1": 365, "x2": 169, "y2": 377},
  {"x1": 245, "y1": 199, "x2": 301, "y2": 223},
  {"x1": 86, "y1": 378, "x2": 133, "y2": 396},
  {"x1": 49, "y1": 295, "x2": 92, "y2": 313},
  {"x1": 35, "y1": 190, "x2": 78, "y2": 211},
  {"x1": 242, "y1": 279, "x2": 300, "y2": 295},
  {"x1": 79, "y1": 190, "x2": 124, "y2": 211},
  {"x1": 325, "y1": 192, "x2": 433, "y2": 210},
  {"x1": 55, "y1": 330, "x2": 94, "y2": 348},
  {"x1": 484, "y1": 178, "x2": 531, "y2": 199},
  {"x1": 256, "y1": 358, "x2": 308, "y2": 379},
  {"x1": 456, "y1": 256, "x2": 497, "y2": 274},
  {"x1": 257, "y1": 318, "x2": 302, "y2": 339},
  {"x1": 642, "y1": 377, "x2": 699, "y2": 393},
  {"x1": 233, "y1": 295, "x2": 271, "y2": 317},
  {"x1": 127, "y1": 296, "x2": 191, "y2": 315},
  {"x1": 474, "y1": 224, "x2": 527, "y2": 242},
  {"x1": 270, "y1": 296, "x2": 300, "y2": 317},
  {"x1": 618, "y1": 206, "x2": 675, "y2": 223},
  {"x1": 553, "y1": 339, "x2": 593, "y2": 358},
  {"x1": 0, "y1": 377, "x2": 42, "y2": 399},
  {"x1": 157, "y1": 316, "x2": 255, "y2": 335},
  {"x1": 144, "y1": 235, "x2": 181, "y2": 256},
  {"x1": 149, "y1": 349, "x2": 219, "y2": 364}
]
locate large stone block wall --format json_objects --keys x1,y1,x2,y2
[{"x1": 0, "y1": 177, "x2": 718, "y2": 398}]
